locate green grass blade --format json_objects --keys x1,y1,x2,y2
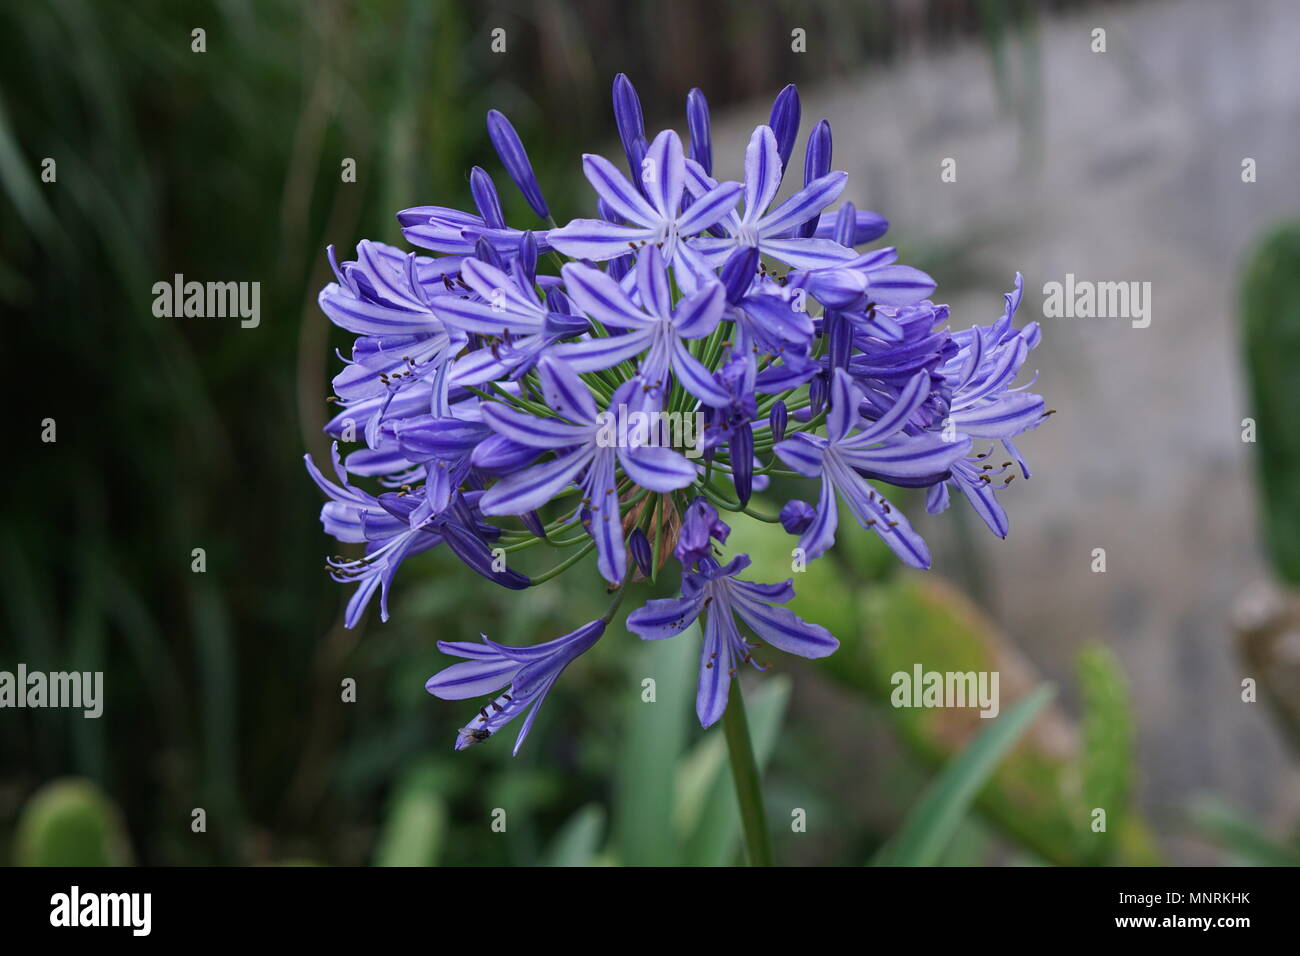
[
  {"x1": 873, "y1": 684, "x2": 1054, "y2": 866},
  {"x1": 542, "y1": 804, "x2": 606, "y2": 867},
  {"x1": 613, "y1": 627, "x2": 696, "y2": 866}
]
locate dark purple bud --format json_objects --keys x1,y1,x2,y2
[
  {"x1": 799, "y1": 120, "x2": 833, "y2": 237},
  {"x1": 780, "y1": 499, "x2": 816, "y2": 535},
  {"x1": 731, "y1": 424, "x2": 754, "y2": 506},
  {"x1": 607, "y1": 252, "x2": 633, "y2": 283},
  {"x1": 473, "y1": 236, "x2": 505, "y2": 270},
  {"x1": 395, "y1": 207, "x2": 435, "y2": 227},
  {"x1": 816, "y1": 208, "x2": 889, "y2": 245},
  {"x1": 809, "y1": 374, "x2": 827, "y2": 416},
  {"x1": 834, "y1": 202, "x2": 857, "y2": 248},
  {"x1": 720, "y1": 246, "x2": 760, "y2": 305},
  {"x1": 471, "y1": 435, "x2": 543, "y2": 474},
  {"x1": 597, "y1": 198, "x2": 626, "y2": 226},
  {"x1": 686, "y1": 87, "x2": 713, "y2": 174},
  {"x1": 516, "y1": 231, "x2": 538, "y2": 283},
  {"x1": 545, "y1": 286, "x2": 570, "y2": 314},
  {"x1": 440, "y1": 520, "x2": 531, "y2": 590},
  {"x1": 853, "y1": 210, "x2": 888, "y2": 243},
  {"x1": 521, "y1": 510, "x2": 548, "y2": 540},
  {"x1": 768, "y1": 84, "x2": 802, "y2": 174},
  {"x1": 486, "y1": 109, "x2": 549, "y2": 219},
  {"x1": 769, "y1": 400, "x2": 788, "y2": 443},
  {"x1": 612, "y1": 74, "x2": 647, "y2": 178},
  {"x1": 828, "y1": 311, "x2": 852, "y2": 370},
  {"x1": 469, "y1": 166, "x2": 505, "y2": 229},
  {"x1": 629, "y1": 527, "x2": 653, "y2": 578}
]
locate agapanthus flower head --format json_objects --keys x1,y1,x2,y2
[{"x1": 306, "y1": 75, "x2": 1051, "y2": 754}]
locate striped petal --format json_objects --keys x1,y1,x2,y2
[
  {"x1": 635, "y1": 244, "x2": 672, "y2": 319},
  {"x1": 760, "y1": 237, "x2": 858, "y2": 270},
  {"x1": 671, "y1": 338, "x2": 731, "y2": 406},
  {"x1": 774, "y1": 433, "x2": 827, "y2": 478},
  {"x1": 865, "y1": 265, "x2": 936, "y2": 306},
  {"x1": 676, "y1": 180, "x2": 744, "y2": 236},
  {"x1": 730, "y1": 590, "x2": 838, "y2": 658},
  {"x1": 549, "y1": 328, "x2": 653, "y2": 373},
  {"x1": 797, "y1": 473, "x2": 839, "y2": 561},
  {"x1": 642, "y1": 129, "x2": 686, "y2": 219},
  {"x1": 549, "y1": 218, "x2": 654, "y2": 261},
  {"x1": 560, "y1": 262, "x2": 651, "y2": 330},
  {"x1": 582, "y1": 153, "x2": 658, "y2": 226},
  {"x1": 757, "y1": 171, "x2": 847, "y2": 236},
  {"x1": 617, "y1": 443, "x2": 697, "y2": 493},
  {"x1": 742, "y1": 125, "x2": 783, "y2": 221},
  {"x1": 319, "y1": 284, "x2": 439, "y2": 336},
  {"x1": 480, "y1": 401, "x2": 593, "y2": 448},
  {"x1": 480, "y1": 446, "x2": 592, "y2": 515},
  {"x1": 627, "y1": 594, "x2": 704, "y2": 641},
  {"x1": 425, "y1": 657, "x2": 519, "y2": 701},
  {"x1": 697, "y1": 610, "x2": 734, "y2": 728},
  {"x1": 583, "y1": 449, "x2": 626, "y2": 585},
  {"x1": 840, "y1": 370, "x2": 931, "y2": 447},
  {"x1": 836, "y1": 433, "x2": 971, "y2": 479},
  {"x1": 536, "y1": 354, "x2": 600, "y2": 424},
  {"x1": 671, "y1": 281, "x2": 725, "y2": 339}
]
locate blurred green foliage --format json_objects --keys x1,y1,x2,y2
[
  {"x1": 1241, "y1": 222, "x2": 1300, "y2": 585},
  {"x1": 13, "y1": 779, "x2": 132, "y2": 866}
]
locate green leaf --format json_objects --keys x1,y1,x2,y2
[
  {"x1": 873, "y1": 684, "x2": 1055, "y2": 866},
  {"x1": 1189, "y1": 797, "x2": 1300, "y2": 867},
  {"x1": 1240, "y1": 222, "x2": 1300, "y2": 584},
  {"x1": 1077, "y1": 644, "x2": 1133, "y2": 863},
  {"x1": 677, "y1": 676, "x2": 791, "y2": 866},
  {"x1": 372, "y1": 761, "x2": 447, "y2": 867},
  {"x1": 543, "y1": 804, "x2": 606, "y2": 867},
  {"x1": 613, "y1": 628, "x2": 696, "y2": 866}
]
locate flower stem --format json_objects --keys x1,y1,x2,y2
[{"x1": 721, "y1": 677, "x2": 773, "y2": 866}]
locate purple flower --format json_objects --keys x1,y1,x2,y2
[
  {"x1": 426, "y1": 619, "x2": 606, "y2": 753},
  {"x1": 674, "y1": 497, "x2": 731, "y2": 568},
  {"x1": 477, "y1": 355, "x2": 696, "y2": 584},
  {"x1": 307, "y1": 78, "x2": 1051, "y2": 754},
  {"x1": 926, "y1": 274, "x2": 1049, "y2": 536},
  {"x1": 628, "y1": 554, "x2": 837, "y2": 727},
  {"x1": 434, "y1": 253, "x2": 583, "y2": 385},
  {"x1": 306, "y1": 444, "x2": 528, "y2": 628},
  {"x1": 775, "y1": 369, "x2": 970, "y2": 568},
  {"x1": 548, "y1": 129, "x2": 742, "y2": 262},
  {"x1": 685, "y1": 125, "x2": 854, "y2": 271},
  {"x1": 553, "y1": 245, "x2": 731, "y2": 405}
]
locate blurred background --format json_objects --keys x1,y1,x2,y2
[{"x1": 3, "y1": 0, "x2": 1299, "y2": 866}]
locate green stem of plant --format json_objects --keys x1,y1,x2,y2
[{"x1": 721, "y1": 677, "x2": 773, "y2": 867}]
